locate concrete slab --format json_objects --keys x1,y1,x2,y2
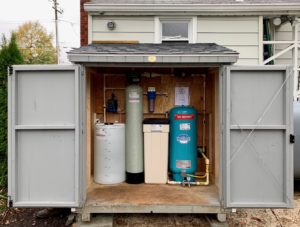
[
  {"x1": 74, "y1": 215, "x2": 113, "y2": 227},
  {"x1": 206, "y1": 215, "x2": 229, "y2": 227}
]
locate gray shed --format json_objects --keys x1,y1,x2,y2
[{"x1": 7, "y1": 43, "x2": 294, "y2": 222}]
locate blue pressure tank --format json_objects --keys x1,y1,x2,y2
[{"x1": 169, "y1": 106, "x2": 197, "y2": 182}]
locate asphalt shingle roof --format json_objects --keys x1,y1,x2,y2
[
  {"x1": 90, "y1": 0, "x2": 300, "y2": 4},
  {"x1": 69, "y1": 43, "x2": 238, "y2": 55}
]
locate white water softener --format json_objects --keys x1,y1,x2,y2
[{"x1": 94, "y1": 123, "x2": 125, "y2": 184}]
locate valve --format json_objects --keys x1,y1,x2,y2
[{"x1": 147, "y1": 87, "x2": 156, "y2": 112}]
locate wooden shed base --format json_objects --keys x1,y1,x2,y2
[{"x1": 81, "y1": 182, "x2": 222, "y2": 221}]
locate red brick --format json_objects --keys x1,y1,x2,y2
[{"x1": 80, "y1": 0, "x2": 89, "y2": 46}]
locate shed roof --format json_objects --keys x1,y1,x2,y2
[{"x1": 68, "y1": 43, "x2": 238, "y2": 64}]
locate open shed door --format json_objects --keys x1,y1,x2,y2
[
  {"x1": 8, "y1": 65, "x2": 85, "y2": 207},
  {"x1": 222, "y1": 66, "x2": 293, "y2": 208}
]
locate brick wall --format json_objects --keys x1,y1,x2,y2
[{"x1": 80, "y1": 0, "x2": 89, "y2": 46}]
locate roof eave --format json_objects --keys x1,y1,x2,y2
[
  {"x1": 84, "y1": 4, "x2": 300, "y2": 16},
  {"x1": 68, "y1": 53, "x2": 239, "y2": 65}
]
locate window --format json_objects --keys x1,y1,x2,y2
[
  {"x1": 162, "y1": 21, "x2": 189, "y2": 42},
  {"x1": 155, "y1": 17, "x2": 197, "y2": 43}
]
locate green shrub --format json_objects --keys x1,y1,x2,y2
[{"x1": 0, "y1": 33, "x2": 23, "y2": 188}]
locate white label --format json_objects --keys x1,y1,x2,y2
[
  {"x1": 129, "y1": 100, "x2": 140, "y2": 103},
  {"x1": 129, "y1": 91, "x2": 140, "y2": 103},
  {"x1": 96, "y1": 129, "x2": 106, "y2": 136},
  {"x1": 175, "y1": 87, "x2": 189, "y2": 106},
  {"x1": 129, "y1": 91, "x2": 139, "y2": 99},
  {"x1": 176, "y1": 160, "x2": 191, "y2": 169},
  {"x1": 176, "y1": 134, "x2": 191, "y2": 144},
  {"x1": 151, "y1": 125, "x2": 163, "y2": 132},
  {"x1": 180, "y1": 123, "x2": 190, "y2": 131}
]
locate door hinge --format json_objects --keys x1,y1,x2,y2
[
  {"x1": 8, "y1": 196, "x2": 13, "y2": 207},
  {"x1": 80, "y1": 67, "x2": 84, "y2": 76},
  {"x1": 290, "y1": 134, "x2": 295, "y2": 144},
  {"x1": 8, "y1": 66, "x2": 13, "y2": 76}
]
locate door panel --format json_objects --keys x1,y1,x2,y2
[
  {"x1": 16, "y1": 70, "x2": 76, "y2": 125},
  {"x1": 223, "y1": 66, "x2": 293, "y2": 208},
  {"x1": 8, "y1": 65, "x2": 84, "y2": 207},
  {"x1": 16, "y1": 130, "x2": 75, "y2": 204},
  {"x1": 230, "y1": 71, "x2": 285, "y2": 125}
]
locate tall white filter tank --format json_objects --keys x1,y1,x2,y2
[
  {"x1": 94, "y1": 123, "x2": 125, "y2": 184},
  {"x1": 126, "y1": 84, "x2": 144, "y2": 183}
]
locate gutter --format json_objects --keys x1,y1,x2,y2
[{"x1": 84, "y1": 3, "x2": 300, "y2": 16}]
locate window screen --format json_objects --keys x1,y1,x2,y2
[{"x1": 162, "y1": 22, "x2": 189, "y2": 41}]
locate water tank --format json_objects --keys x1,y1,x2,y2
[
  {"x1": 125, "y1": 85, "x2": 144, "y2": 183},
  {"x1": 294, "y1": 102, "x2": 300, "y2": 179},
  {"x1": 94, "y1": 123, "x2": 125, "y2": 184},
  {"x1": 169, "y1": 106, "x2": 198, "y2": 182}
]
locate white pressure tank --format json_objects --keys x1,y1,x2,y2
[{"x1": 94, "y1": 123, "x2": 125, "y2": 184}]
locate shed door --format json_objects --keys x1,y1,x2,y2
[
  {"x1": 223, "y1": 66, "x2": 293, "y2": 208},
  {"x1": 8, "y1": 65, "x2": 85, "y2": 207}
]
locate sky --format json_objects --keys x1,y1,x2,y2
[{"x1": 0, "y1": 0, "x2": 80, "y2": 63}]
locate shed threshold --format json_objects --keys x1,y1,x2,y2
[{"x1": 84, "y1": 182, "x2": 221, "y2": 214}]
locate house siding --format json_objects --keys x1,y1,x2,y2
[
  {"x1": 197, "y1": 16, "x2": 260, "y2": 65},
  {"x1": 89, "y1": 15, "x2": 261, "y2": 65},
  {"x1": 91, "y1": 16, "x2": 155, "y2": 43},
  {"x1": 274, "y1": 23, "x2": 300, "y2": 65}
]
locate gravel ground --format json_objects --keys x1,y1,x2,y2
[
  {"x1": 227, "y1": 189, "x2": 300, "y2": 227},
  {"x1": 113, "y1": 214, "x2": 210, "y2": 227}
]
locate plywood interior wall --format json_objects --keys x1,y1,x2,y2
[{"x1": 87, "y1": 67, "x2": 219, "y2": 183}]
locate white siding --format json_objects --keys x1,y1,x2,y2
[
  {"x1": 90, "y1": 16, "x2": 261, "y2": 65},
  {"x1": 197, "y1": 17, "x2": 260, "y2": 65},
  {"x1": 273, "y1": 23, "x2": 300, "y2": 65},
  {"x1": 91, "y1": 16, "x2": 155, "y2": 43}
]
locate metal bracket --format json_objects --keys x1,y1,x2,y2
[
  {"x1": 80, "y1": 66, "x2": 84, "y2": 77},
  {"x1": 8, "y1": 66, "x2": 13, "y2": 76},
  {"x1": 290, "y1": 134, "x2": 295, "y2": 144},
  {"x1": 8, "y1": 196, "x2": 13, "y2": 207}
]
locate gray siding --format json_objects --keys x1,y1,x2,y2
[{"x1": 197, "y1": 17, "x2": 260, "y2": 65}]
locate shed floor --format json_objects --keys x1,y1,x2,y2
[{"x1": 84, "y1": 182, "x2": 221, "y2": 214}]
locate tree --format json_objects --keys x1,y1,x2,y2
[
  {"x1": 15, "y1": 21, "x2": 56, "y2": 64},
  {"x1": 0, "y1": 33, "x2": 23, "y2": 188}
]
